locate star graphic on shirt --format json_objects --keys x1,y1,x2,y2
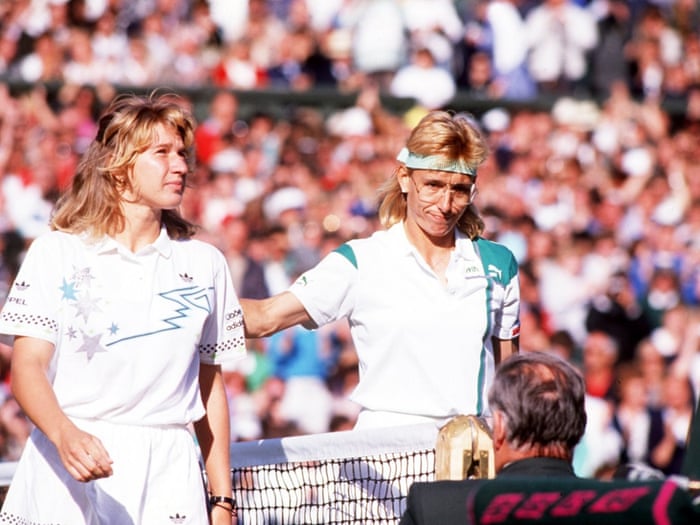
[
  {"x1": 76, "y1": 331, "x2": 107, "y2": 361},
  {"x1": 60, "y1": 279, "x2": 78, "y2": 301},
  {"x1": 72, "y1": 266, "x2": 95, "y2": 288},
  {"x1": 73, "y1": 291, "x2": 101, "y2": 323},
  {"x1": 66, "y1": 326, "x2": 78, "y2": 340},
  {"x1": 108, "y1": 322, "x2": 119, "y2": 335}
]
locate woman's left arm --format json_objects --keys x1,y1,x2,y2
[
  {"x1": 493, "y1": 337, "x2": 519, "y2": 365},
  {"x1": 194, "y1": 363, "x2": 236, "y2": 524}
]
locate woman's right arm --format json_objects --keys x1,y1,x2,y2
[
  {"x1": 11, "y1": 335, "x2": 113, "y2": 481},
  {"x1": 240, "y1": 291, "x2": 314, "y2": 338}
]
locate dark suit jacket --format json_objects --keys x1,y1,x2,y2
[
  {"x1": 399, "y1": 458, "x2": 576, "y2": 525},
  {"x1": 497, "y1": 457, "x2": 576, "y2": 477},
  {"x1": 399, "y1": 459, "x2": 700, "y2": 525}
]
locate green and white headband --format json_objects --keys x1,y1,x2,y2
[{"x1": 396, "y1": 147, "x2": 477, "y2": 178}]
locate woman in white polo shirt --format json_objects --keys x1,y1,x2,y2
[
  {"x1": 0, "y1": 93, "x2": 245, "y2": 524},
  {"x1": 242, "y1": 110, "x2": 520, "y2": 429}
]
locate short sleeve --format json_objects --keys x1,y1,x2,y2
[
  {"x1": 493, "y1": 251, "x2": 520, "y2": 340},
  {"x1": 288, "y1": 247, "x2": 358, "y2": 327},
  {"x1": 0, "y1": 233, "x2": 61, "y2": 343},
  {"x1": 197, "y1": 248, "x2": 246, "y2": 366},
  {"x1": 475, "y1": 237, "x2": 520, "y2": 341}
]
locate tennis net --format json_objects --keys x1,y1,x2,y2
[{"x1": 230, "y1": 422, "x2": 439, "y2": 524}]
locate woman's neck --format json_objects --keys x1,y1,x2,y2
[
  {"x1": 113, "y1": 207, "x2": 162, "y2": 253},
  {"x1": 402, "y1": 221, "x2": 455, "y2": 282}
]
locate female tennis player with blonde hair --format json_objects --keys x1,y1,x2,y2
[
  {"x1": 242, "y1": 110, "x2": 520, "y2": 430},
  {"x1": 0, "y1": 93, "x2": 244, "y2": 524}
]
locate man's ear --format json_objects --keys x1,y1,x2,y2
[{"x1": 492, "y1": 410, "x2": 506, "y2": 451}]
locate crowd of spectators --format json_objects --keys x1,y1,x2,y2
[
  {"x1": 1, "y1": 0, "x2": 700, "y2": 480},
  {"x1": 3, "y1": 0, "x2": 700, "y2": 104}
]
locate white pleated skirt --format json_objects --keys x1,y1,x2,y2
[{"x1": 0, "y1": 419, "x2": 209, "y2": 525}]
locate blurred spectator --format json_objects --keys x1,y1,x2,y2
[
  {"x1": 636, "y1": 337, "x2": 669, "y2": 410},
  {"x1": 0, "y1": 34, "x2": 17, "y2": 77},
  {"x1": 585, "y1": 270, "x2": 653, "y2": 364},
  {"x1": 648, "y1": 304, "x2": 691, "y2": 364},
  {"x1": 165, "y1": 22, "x2": 211, "y2": 86},
  {"x1": 517, "y1": 262, "x2": 553, "y2": 354},
  {"x1": 1, "y1": 135, "x2": 57, "y2": 241},
  {"x1": 222, "y1": 365, "x2": 263, "y2": 442},
  {"x1": 325, "y1": 321, "x2": 361, "y2": 424},
  {"x1": 459, "y1": 0, "x2": 536, "y2": 100},
  {"x1": 338, "y1": 0, "x2": 407, "y2": 90},
  {"x1": 265, "y1": 29, "x2": 318, "y2": 90},
  {"x1": 669, "y1": 311, "x2": 700, "y2": 400},
  {"x1": 537, "y1": 239, "x2": 592, "y2": 346},
  {"x1": 266, "y1": 324, "x2": 339, "y2": 434},
  {"x1": 611, "y1": 362, "x2": 693, "y2": 477},
  {"x1": 400, "y1": 0, "x2": 463, "y2": 70},
  {"x1": 194, "y1": 89, "x2": 240, "y2": 168},
  {"x1": 640, "y1": 268, "x2": 683, "y2": 330},
  {"x1": 669, "y1": 0, "x2": 700, "y2": 39},
  {"x1": 524, "y1": 0, "x2": 599, "y2": 96},
  {"x1": 90, "y1": 8, "x2": 129, "y2": 71},
  {"x1": 680, "y1": 33, "x2": 700, "y2": 90},
  {"x1": 582, "y1": 330, "x2": 619, "y2": 403},
  {"x1": 118, "y1": 33, "x2": 159, "y2": 86},
  {"x1": 389, "y1": 44, "x2": 456, "y2": 110},
  {"x1": 656, "y1": 372, "x2": 693, "y2": 475},
  {"x1": 0, "y1": 396, "x2": 30, "y2": 461},
  {"x1": 589, "y1": 0, "x2": 634, "y2": 99},
  {"x1": 213, "y1": 37, "x2": 263, "y2": 89},
  {"x1": 461, "y1": 51, "x2": 499, "y2": 101},
  {"x1": 207, "y1": 0, "x2": 249, "y2": 44},
  {"x1": 572, "y1": 391, "x2": 621, "y2": 478},
  {"x1": 611, "y1": 362, "x2": 666, "y2": 473},
  {"x1": 14, "y1": 31, "x2": 63, "y2": 83},
  {"x1": 547, "y1": 329, "x2": 579, "y2": 364},
  {"x1": 63, "y1": 27, "x2": 112, "y2": 86},
  {"x1": 245, "y1": 0, "x2": 288, "y2": 76},
  {"x1": 624, "y1": 4, "x2": 682, "y2": 100},
  {"x1": 136, "y1": 10, "x2": 176, "y2": 77},
  {"x1": 220, "y1": 213, "x2": 270, "y2": 300},
  {"x1": 257, "y1": 375, "x2": 303, "y2": 438},
  {"x1": 260, "y1": 223, "x2": 294, "y2": 296}
]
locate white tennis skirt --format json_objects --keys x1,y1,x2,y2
[{"x1": 0, "y1": 419, "x2": 209, "y2": 524}]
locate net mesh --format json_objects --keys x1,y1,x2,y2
[{"x1": 230, "y1": 423, "x2": 438, "y2": 524}]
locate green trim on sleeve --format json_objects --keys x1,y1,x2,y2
[
  {"x1": 333, "y1": 243, "x2": 358, "y2": 269},
  {"x1": 474, "y1": 237, "x2": 518, "y2": 415}
]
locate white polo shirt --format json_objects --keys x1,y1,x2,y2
[
  {"x1": 0, "y1": 228, "x2": 246, "y2": 426},
  {"x1": 289, "y1": 222, "x2": 519, "y2": 423}
]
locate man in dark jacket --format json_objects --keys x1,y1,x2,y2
[
  {"x1": 400, "y1": 352, "x2": 700, "y2": 524},
  {"x1": 400, "y1": 351, "x2": 586, "y2": 524}
]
